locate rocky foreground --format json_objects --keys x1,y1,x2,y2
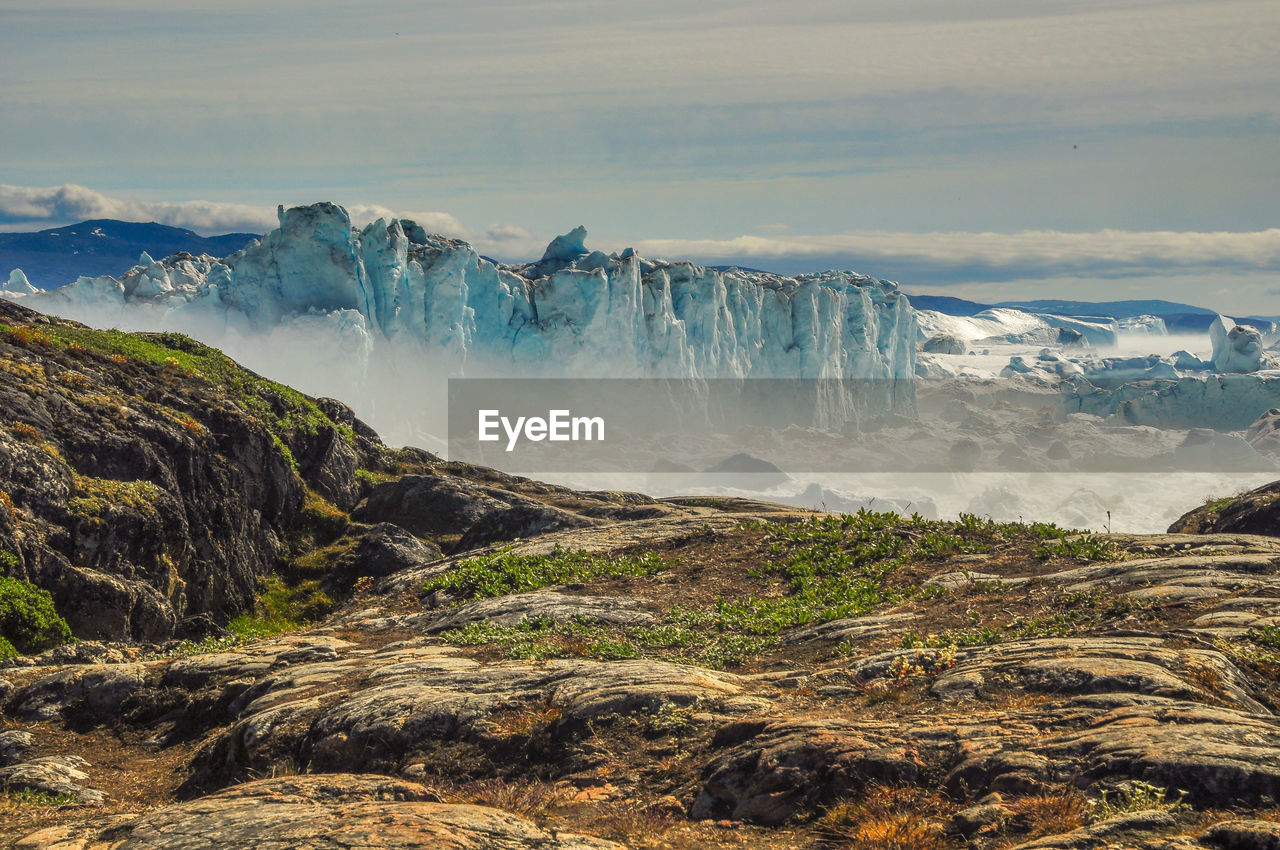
[{"x1": 4, "y1": 301, "x2": 1280, "y2": 848}]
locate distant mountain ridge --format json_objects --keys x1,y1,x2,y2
[
  {"x1": 0, "y1": 219, "x2": 261, "y2": 289},
  {"x1": 993, "y1": 298, "x2": 1219, "y2": 319},
  {"x1": 910, "y1": 293, "x2": 1276, "y2": 334}
]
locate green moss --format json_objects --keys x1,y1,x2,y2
[
  {"x1": 0, "y1": 575, "x2": 73, "y2": 655},
  {"x1": 36, "y1": 324, "x2": 354, "y2": 470},
  {"x1": 288, "y1": 490, "x2": 350, "y2": 552}
]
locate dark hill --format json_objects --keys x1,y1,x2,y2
[{"x1": 0, "y1": 219, "x2": 261, "y2": 289}]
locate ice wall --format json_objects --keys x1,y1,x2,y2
[{"x1": 7, "y1": 202, "x2": 917, "y2": 443}]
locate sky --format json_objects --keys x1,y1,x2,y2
[{"x1": 2, "y1": 0, "x2": 1279, "y2": 312}]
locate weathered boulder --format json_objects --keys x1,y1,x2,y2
[
  {"x1": 0, "y1": 729, "x2": 33, "y2": 766},
  {"x1": 691, "y1": 718, "x2": 956, "y2": 825},
  {"x1": 354, "y1": 474, "x2": 511, "y2": 537},
  {"x1": 0, "y1": 754, "x2": 103, "y2": 803},
  {"x1": 175, "y1": 642, "x2": 748, "y2": 791},
  {"x1": 455, "y1": 502, "x2": 597, "y2": 551},
  {"x1": 8, "y1": 664, "x2": 146, "y2": 723},
  {"x1": 1200, "y1": 819, "x2": 1280, "y2": 850},
  {"x1": 1169, "y1": 480, "x2": 1280, "y2": 536}
]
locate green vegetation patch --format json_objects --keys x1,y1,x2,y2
[
  {"x1": 1032, "y1": 535, "x2": 1120, "y2": 562},
  {"x1": 424, "y1": 547, "x2": 670, "y2": 601},
  {"x1": 0, "y1": 573, "x2": 73, "y2": 655},
  {"x1": 1247, "y1": 624, "x2": 1280, "y2": 649},
  {"x1": 436, "y1": 511, "x2": 1120, "y2": 669},
  {"x1": 1086, "y1": 781, "x2": 1186, "y2": 822},
  {"x1": 439, "y1": 611, "x2": 778, "y2": 669},
  {"x1": 4, "y1": 788, "x2": 79, "y2": 806},
  {"x1": 67, "y1": 475, "x2": 162, "y2": 519},
  {"x1": 36, "y1": 324, "x2": 353, "y2": 463},
  {"x1": 226, "y1": 576, "x2": 335, "y2": 641}
]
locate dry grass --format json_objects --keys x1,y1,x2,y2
[
  {"x1": 488, "y1": 703, "x2": 563, "y2": 739},
  {"x1": 451, "y1": 778, "x2": 573, "y2": 819},
  {"x1": 1006, "y1": 789, "x2": 1087, "y2": 841},
  {"x1": 818, "y1": 786, "x2": 955, "y2": 849},
  {"x1": 55, "y1": 370, "x2": 90, "y2": 390},
  {"x1": 5, "y1": 327, "x2": 54, "y2": 349},
  {"x1": 0, "y1": 721, "x2": 194, "y2": 845},
  {"x1": 1183, "y1": 662, "x2": 1225, "y2": 701},
  {"x1": 8, "y1": 422, "x2": 42, "y2": 442}
]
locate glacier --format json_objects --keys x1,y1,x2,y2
[
  {"x1": 8, "y1": 201, "x2": 1280, "y2": 533},
  {"x1": 6, "y1": 202, "x2": 917, "y2": 445}
]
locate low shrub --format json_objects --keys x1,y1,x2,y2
[
  {"x1": 424, "y1": 547, "x2": 670, "y2": 601},
  {"x1": 0, "y1": 575, "x2": 73, "y2": 654}
]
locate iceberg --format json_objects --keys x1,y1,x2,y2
[
  {"x1": 1209, "y1": 315, "x2": 1272, "y2": 373},
  {"x1": 2, "y1": 269, "x2": 38, "y2": 295}
]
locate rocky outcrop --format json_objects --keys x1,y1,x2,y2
[
  {"x1": 0, "y1": 301, "x2": 688, "y2": 647},
  {"x1": 0, "y1": 299, "x2": 387, "y2": 640},
  {"x1": 13, "y1": 775, "x2": 621, "y2": 849},
  {"x1": 1169, "y1": 480, "x2": 1280, "y2": 536}
]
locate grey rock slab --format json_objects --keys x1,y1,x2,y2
[
  {"x1": 381, "y1": 513, "x2": 776, "y2": 594},
  {"x1": 1005, "y1": 810, "x2": 1191, "y2": 849},
  {"x1": 784, "y1": 612, "x2": 918, "y2": 646},
  {"x1": 9, "y1": 663, "x2": 146, "y2": 722},
  {"x1": 922, "y1": 637, "x2": 1265, "y2": 711},
  {"x1": 925, "y1": 570, "x2": 1025, "y2": 590},
  {"x1": 1195, "y1": 611, "x2": 1264, "y2": 627},
  {"x1": 418, "y1": 590, "x2": 657, "y2": 633},
  {"x1": 162, "y1": 636, "x2": 353, "y2": 689},
  {"x1": 0, "y1": 729, "x2": 34, "y2": 766},
  {"x1": 1041, "y1": 699, "x2": 1280, "y2": 807},
  {"x1": 1106, "y1": 533, "x2": 1280, "y2": 555},
  {"x1": 191, "y1": 648, "x2": 750, "y2": 787},
  {"x1": 1215, "y1": 597, "x2": 1280, "y2": 611},
  {"x1": 0, "y1": 755, "x2": 104, "y2": 804},
  {"x1": 1200, "y1": 819, "x2": 1280, "y2": 849},
  {"x1": 544, "y1": 659, "x2": 744, "y2": 725},
  {"x1": 14, "y1": 774, "x2": 621, "y2": 849},
  {"x1": 1126, "y1": 585, "x2": 1241, "y2": 604}
]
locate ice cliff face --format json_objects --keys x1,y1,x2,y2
[{"x1": 8, "y1": 203, "x2": 917, "y2": 444}]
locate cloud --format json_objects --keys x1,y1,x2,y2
[
  {"x1": 344, "y1": 204, "x2": 468, "y2": 238},
  {"x1": 625, "y1": 229, "x2": 1280, "y2": 284},
  {"x1": 0, "y1": 184, "x2": 469, "y2": 239},
  {"x1": 484, "y1": 223, "x2": 534, "y2": 243},
  {"x1": 0, "y1": 184, "x2": 278, "y2": 234}
]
